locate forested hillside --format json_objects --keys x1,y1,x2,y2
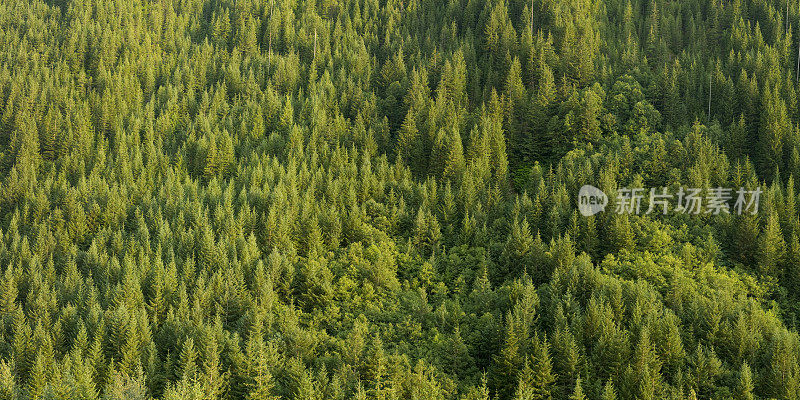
[{"x1": 1, "y1": 0, "x2": 800, "y2": 398}]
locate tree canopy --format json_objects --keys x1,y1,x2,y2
[{"x1": 1, "y1": 0, "x2": 800, "y2": 398}]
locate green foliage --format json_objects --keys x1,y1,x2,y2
[{"x1": 1, "y1": 0, "x2": 800, "y2": 398}]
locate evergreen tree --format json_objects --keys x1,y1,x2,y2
[
  {"x1": 569, "y1": 377, "x2": 585, "y2": 400},
  {"x1": 736, "y1": 362, "x2": 754, "y2": 400},
  {"x1": 758, "y1": 210, "x2": 786, "y2": 276}
]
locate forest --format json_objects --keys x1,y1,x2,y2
[{"x1": 1, "y1": 0, "x2": 800, "y2": 398}]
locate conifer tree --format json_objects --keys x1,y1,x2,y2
[
  {"x1": 569, "y1": 376, "x2": 585, "y2": 400},
  {"x1": 601, "y1": 380, "x2": 617, "y2": 400},
  {"x1": 736, "y1": 362, "x2": 754, "y2": 400},
  {"x1": 758, "y1": 210, "x2": 786, "y2": 276}
]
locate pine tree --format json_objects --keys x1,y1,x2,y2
[
  {"x1": 728, "y1": 114, "x2": 747, "y2": 161},
  {"x1": 758, "y1": 210, "x2": 786, "y2": 276},
  {"x1": 247, "y1": 339, "x2": 278, "y2": 400},
  {"x1": 528, "y1": 334, "x2": 557, "y2": 400},
  {"x1": 0, "y1": 361, "x2": 14, "y2": 400},
  {"x1": 26, "y1": 352, "x2": 48, "y2": 400},
  {"x1": 788, "y1": 233, "x2": 800, "y2": 295},
  {"x1": 441, "y1": 126, "x2": 466, "y2": 182},
  {"x1": 103, "y1": 367, "x2": 148, "y2": 400},
  {"x1": 760, "y1": 87, "x2": 789, "y2": 177},
  {"x1": 177, "y1": 338, "x2": 198, "y2": 383},
  {"x1": 494, "y1": 311, "x2": 525, "y2": 398},
  {"x1": 601, "y1": 380, "x2": 617, "y2": 400},
  {"x1": 569, "y1": 377, "x2": 585, "y2": 400},
  {"x1": 398, "y1": 109, "x2": 423, "y2": 174},
  {"x1": 736, "y1": 362, "x2": 754, "y2": 400},
  {"x1": 552, "y1": 328, "x2": 579, "y2": 396},
  {"x1": 609, "y1": 214, "x2": 635, "y2": 254},
  {"x1": 502, "y1": 218, "x2": 534, "y2": 277}
]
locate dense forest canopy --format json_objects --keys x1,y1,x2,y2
[{"x1": 1, "y1": 0, "x2": 800, "y2": 398}]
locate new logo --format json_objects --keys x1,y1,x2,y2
[{"x1": 578, "y1": 185, "x2": 608, "y2": 216}]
